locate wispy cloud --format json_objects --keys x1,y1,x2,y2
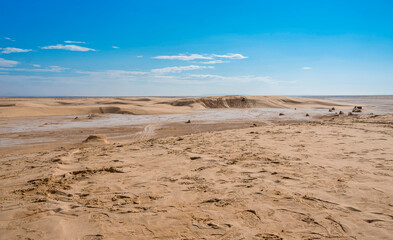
[
  {"x1": 112, "y1": 46, "x2": 119, "y2": 49},
  {"x1": 4, "y1": 37, "x2": 15, "y2": 42},
  {"x1": 137, "y1": 56, "x2": 143, "y2": 58},
  {"x1": 151, "y1": 65, "x2": 213, "y2": 73},
  {"x1": 0, "y1": 68, "x2": 287, "y2": 90},
  {"x1": 0, "y1": 65, "x2": 67, "y2": 72},
  {"x1": 32, "y1": 64, "x2": 41, "y2": 67},
  {"x1": 153, "y1": 54, "x2": 213, "y2": 61},
  {"x1": 0, "y1": 58, "x2": 19, "y2": 67},
  {"x1": 152, "y1": 53, "x2": 248, "y2": 61},
  {"x1": 188, "y1": 74, "x2": 276, "y2": 84},
  {"x1": 77, "y1": 70, "x2": 148, "y2": 79},
  {"x1": 1, "y1": 47, "x2": 33, "y2": 54},
  {"x1": 78, "y1": 70, "x2": 148, "y2": 75},
  {"x1": 64, "y1": 41, "x2": 86, "y2": 44},
  {"x1": 41, "y1": 44, "x2": 95, "y2": 52},
  {"x1": 302, "y1": 67, "x2": 312, "y2": 70},
  {"x1": 212, "y1": 53, "x2": 247, "y2": 59},
  {"x1": 200, "y1": 60, "x2": 227, "y2": 64}
]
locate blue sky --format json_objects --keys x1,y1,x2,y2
[{"x1": 0, "y1": 0, "x2": 392, "y2": 96}]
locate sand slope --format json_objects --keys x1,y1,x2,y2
[
  {"x1": 0, "y1": 114, "x2": 392, "y2": 239},
  {"x1": 0, "y1": 96, "x2": 352, "y2": 118}
]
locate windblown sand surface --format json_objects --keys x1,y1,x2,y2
[
  {"x1": 0, "y1": 96, "x2": 392, "y2": 239},
  {"x1": 0, "y1": 95, "x2": 352, "y2": 118}
]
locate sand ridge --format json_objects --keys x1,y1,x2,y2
[{"x1": 0, "y1": 95, "x2": 353, "y2": 118}]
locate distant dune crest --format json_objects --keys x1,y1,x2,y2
[{"x1": 0, "y1": 95, "x2": 352, "y2": 118}]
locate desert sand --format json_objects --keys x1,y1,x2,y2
[
  {"x1": 0, "y1": 95, "x2": 353, "y2": 118},
  {"x1": 0, "y1": 96, "x2": 392, "y2": 240}
]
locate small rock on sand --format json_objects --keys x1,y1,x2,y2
[
  {"x1": 352, "y1": 106, "x2": 362, "y2": 112},
  {"x1": 339, "y1": 111, "x2": 344, "y2": 115},
  {"x1": 83, "y1": 134, "x2": 109, "y2": 143},
  {"x1": 306, "y1": 113, "x2": 309, "y2": 117},
  {"x1": 186, "y1": 120, "x2": 191, "y2": 123},
  {"x1": 279, "y1": 113, "x2": 284, "y2": 116}
]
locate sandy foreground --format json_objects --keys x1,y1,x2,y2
[{"x1": 0, "y1": 96, "x2": 392, "y2": 240}]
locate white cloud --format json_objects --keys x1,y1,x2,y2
[
  {"x1": 77, "y1": 70, "x2": 148, "y2": 79},
  {"x1": 0, "y1": 65, "x2": 68, "y2": 72},
  {"x1": 302, "y1": 67, "x2": 312, "y2": 70},
  {"x1": 32, "y1": 64, "x2": 41, "y2": 67},
  {"x1": 188, "y1": 74, "x2": 275, "y2": 84},
  {"x1": 1, "y1": 47, "x2": 33, "y2": 54},
  {"x1": 188, "y1": 74, "x2": 226, "y2": 79},
  {"x1": 212, "y1": 53, "x2": 247, "y2": 59},
  {"x1": 137, "y1": 56, "x2": 143, "y2": 58},
  {"x1": 200, "y1": 60, "x2": 227, "y2": 64},
  {"x1": 0, "y1": 67, "x2": 288, "y2": 90},
  {"x1": 152, "y1": 54, "x2": 213, "y2": 61},
  {"x1": 0, "y1": 58, "x2": 19, "y2": 67},
  {"x1": 151, "y1": 65, "x2": 213, "y2": 74},
  {"x1": 64, "y1": 41, "x2": 86, "y2": 44},
  {"x1": 112, "y1": 46, "x2": 119, "y2": 49},
  {"x1": 4, "y1": 37, "x2": 15, "y2": 41},
  {"x1": 153, "y1": 53, "x2": 248, "y2": 61},
  {"x1": 77, "y1": 70, "x2": 148, "y2": 75},
  {"x1": 41, "y1": 44, "x2": 95, "y2": 52}
]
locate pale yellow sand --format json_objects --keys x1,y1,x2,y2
[
  {"x1": 0, "y1": 97, "x2": 392, "y2": 239},
  {"x1": 0, "y1": 95, "x2": 352, "y2": 118}
]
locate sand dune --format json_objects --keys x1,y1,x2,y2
[{"x1": 0, "y1": 96, "x2": 352, "y2": 118}]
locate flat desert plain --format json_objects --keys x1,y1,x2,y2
[{"x1": 0, "y1": 96, "x2": 392, "y2": 240}]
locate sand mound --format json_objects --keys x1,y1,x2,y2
[
  {"x1": 83, "y1": 134, "x2": 109, "y2": 143},
  {"x1": 170, "y1": 95, "x2": 351, "y2": 109},
  {"x1": 98, "y1": 107, "x2": 121, "y2": 113},
  {"x1": 198, "y1": 96, "x2": 256, "y2": 108}
]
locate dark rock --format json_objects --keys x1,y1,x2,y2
[{"x1": 352, "y1": 106, "x2": 362, "y2": 112}]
